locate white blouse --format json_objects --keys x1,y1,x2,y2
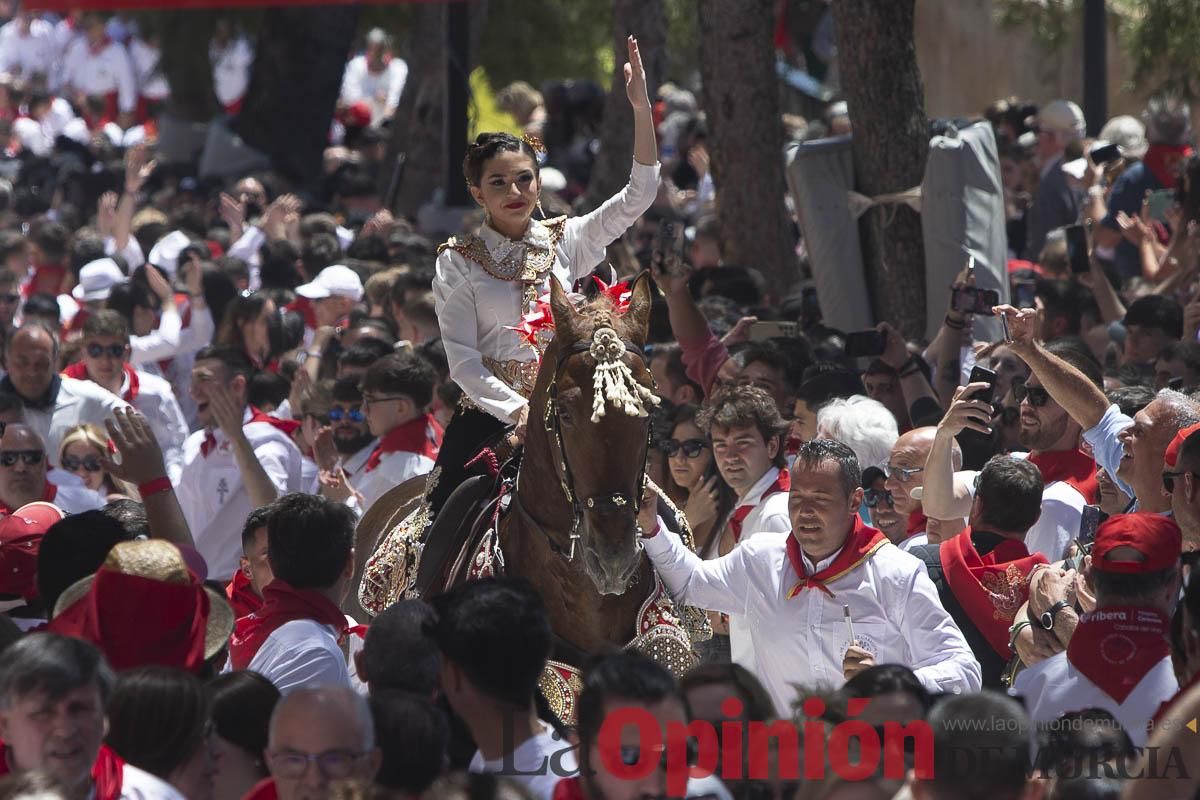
[{"x1": 433, "y1": 160, "x2": 660, "y2": 423}]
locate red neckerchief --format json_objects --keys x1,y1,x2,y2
[
  {"x1": 364, "y1": 414, "x2": 442, "y2": 472},
  {"x1": 1028, "y1": 449, "x2": 1099, "y2": 504},
  {"x1": 906, "y1": 510, "x2": 927, "y2": 537},
  {"x1": 1067, "y1": 607, "x2": 1171, "y2": 704},
  {"x1": 64, "y1": 307, "x2": 89, "y2": 337},
  {"x1": 225, "y1": 570, "x2": 263, "y2": 619},
  {"x1": 784, "y1": 516, "x2": 888, "y2": 598},
  {"x1": 243, "y1": 778, "x2": 279, "y2": 800},
  {"x1": 1152, "y1": 669, "x2": 1200, "y2": 731},
  {"x1": 24, "y1": 263, "x2": 64, "y2": 297},
  {"x1": 228, "y1": 579, "x2": 349, "y2": 670},
  {"x1": 87, "y1": 34, "x2": 111, "y2": 56},
  {"x1": 938, "y1": 528, "x2": 1047, "y2": 658},
  {"x1": 62, "y1": 362, "x2": 139, "y2": 403},
  {"x1": 285, "y1": 296, "x2": 318, "y2": 331},
  {"x1": 0, "y1": 483, "x2": 57, "y2": 516},
  {"x1": 247, "y1": 406, "x2": 302, "y2": 437},
  {"x1": 729, "y1": 469, "x2": 790, "y2": 543},
  {"x1": 0, "y1": 742, "x2": 124, "y2": 800},
  {"x1": 1144, "y1": 143, "x2": 1194, "y2": 191},
  {"x1": 552, "y1": 777, "x2": 585, "y2": 800}
]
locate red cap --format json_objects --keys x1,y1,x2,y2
[
  {"x1": 1092, "y1": 513, "x2": 1182, "y2": 574},
  {"x1": 1165, "y1": 422, "x2": 1200, "y2": 469},
  {"x1": 0, "y1": 502, "x2": 65, "y2": 600}
]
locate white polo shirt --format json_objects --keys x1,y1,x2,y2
[{"x1": 248, "y1": 618, "x2": 350, "y2": 695}]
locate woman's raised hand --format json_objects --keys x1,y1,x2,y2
[{"x1": 624, "y1": 35, "x2": 650, "y2": 111}]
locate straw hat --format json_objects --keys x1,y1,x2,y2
[{"x1": 53, "y1": 539, "x2": 234, "y2": 663}]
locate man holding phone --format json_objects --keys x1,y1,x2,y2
[{"x1": 1026, "y1": 100, "x2": 1086, "y2": 260}]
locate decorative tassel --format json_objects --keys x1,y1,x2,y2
[{"x1": 588, "y1": 327, "x2": 660, "y2": 424}]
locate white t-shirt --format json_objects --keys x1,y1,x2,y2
[
  {"x1": 247, "y1": 618, "x2": 350, "y2": 695},
  {"x1": 469, "y1": 720, "x2": 578, "y2": 800}
]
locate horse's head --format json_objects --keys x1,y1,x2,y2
[{"x1": 540, "y1": 272, "x2": 656, "y2": 595}]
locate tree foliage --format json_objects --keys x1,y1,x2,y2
[{"x1": 1125, "y1": 0, "x2": 1200, "y2": 100}]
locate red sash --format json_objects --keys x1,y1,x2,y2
[
  {"x1": 0, "y1": 483, "x2": 57, "y2": 516},
  {"x1": 247, "y1": 406, "x2": 302, "y2": 437},
  {"x1": 62, "y1": 362, "x2": 139, "y2": 403},
  {"x1": 1028, "y1": 449, "x2": 1099, "y2": 504},
  {"x1": 938, "y1": 528, "x2": 1047, "y2": 658},
  {"x1": 25, "y1": 263, "x2": 65, "y2": 297},
  {"x1": 228, "y1": 580, "x2": 349, "y2": 670},
  {"x1": 0, "y1": 742, "x2": 124, "y2": 799},
  {"x1": 728, "y1": 468, "x2": 790, "y2": 543},
  {"x1": 785, "y1": 516, "x2": 887, "y2": 598},
  {"x1": 1067, "y1": 607, "x2": 1171, "y2": 704},
  {"x1": 242, "y1": 777, "x2": 278, "y2": 800},
  {"x1": 364, "y1": 414, "x2": 443, "y2": 472},
  {"x1": 225, "y1": 570, "x2": 263, "y2": 619}
]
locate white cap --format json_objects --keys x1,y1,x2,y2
[
  {"x1": 295, "y1": 265, "x2": 364, "y2": 302},
  {"x1": 1098, "y1": 114, "x2": 1148, "y2": 159},
  {"x1": 1037, "y1": 100, "x2": 1086, "y2": 139},
  {"x1": 71, "y1": 258, "x2": 126, "y2": 302},
  {"x1": 147, "y1": 230, "x2": 190, "y2": 278}
]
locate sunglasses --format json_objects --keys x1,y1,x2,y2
[
  {"x1": 1163, "y1": 470, "x2": 1200, "y2": 494},
  {"x1": 864, "y1": 487, "x2": 894, "y2": 508},
  {"x1": 0, "y1": 450, "x2": 43, "y2": 467},
  {"x1": 62, "y1": 454, "x2": 103, "y2": 472},
  {"x1": 0, "y1": 293, "x2": 19, "y2": 304},
  {"x1": 658, "y1": 438, "x2": 709, "y2": 458},
  {"x1": 305, "y1": 412, "x2": 331, "y2": 426},
  {"x1": 329, "y1": 406, "x2": 365, "y2": 423},
  {"x1": 612, "y1": 739, "x2": 700, "y2": 770},
  {"x1": 1013, "y1": 381, "x2": 1051, "y2": 407},
  {"x1": 86, "y1": 343, "x2": 125, "y2": 359}
]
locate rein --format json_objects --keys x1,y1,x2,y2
[{"x1": 516, "y1": 330, "x2": 654, "y2": 562}]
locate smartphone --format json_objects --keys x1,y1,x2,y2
[
  {"x1": 1078, "y1": 504, "x2": 1104, "y2": 548},
  {"x1": 1012, "y1": 280, "x2": 1037, "y2": 309},
  {"x1": 844, "y1": 329, "x2": 887, "y2": 359},
  {"x1": 967, "y1": 366, "x2": 997, "y2": 405},
  {"x1": 1089, "y1": 141, "x2": 1122, "y2": 166},
  {"x1": 652, "y1": 221, "x2": 686, "y2": 277},
  {"x1": 951, "y1": 287, "x2": 1001, "y2": 315},
  {"x1": 748, "y1": 321, "x2": 800, "y2": 341},
  {"x1": 1147, "y1": 189, "x2": 1175, "y2": 223},
  {"x1": 1064, "y1": 224, "x2": 1090, "y2": 273}
]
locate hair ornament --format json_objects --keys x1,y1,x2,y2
[{"x1": 522, "y1": 134, "x2": 547, "y2": 157}]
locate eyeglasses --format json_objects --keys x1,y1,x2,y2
[
  {"x1": 62, "y1": 454, "x2": 103, "y2": 472},
  {"x1": 609, "y1": 739, "x2": 699, "y2": 771},
  {"x1": 0, "y1": 450, "x2": 43, "y2": 467},
  {"x1": 85, "y1": 343, "x2": 125, "y2": 359},
  {"x1": 0, "y1": 293, "x2": 19, "y2": 304},
  {"x1": 361, "y1": 394, "x2": 408, "y2": 407},
  {"x1": 885, "y1": 464, "x2": 923, "y2": 482},
  {"x1": 864, "y1": 487, "x2": 894, "y2": 508},
  {"x1": 305, "y1": 412, "x2": 331, "y2": 426},
  {"x1": 1163, "y1": 470, "x2": 1200, "y2": 494},
  {"x1": 328, "y1": 406, "x2": 365, "y2": 423},
  {"x1": 266, "y1": 748, "x2": 372, "y2": 780},
  {"x1": 657, "y1": 438, "x2": 709, "y2": 458},
  {"x1": 1013, "y1": 381, "x2": 1051, "y2": 407}
]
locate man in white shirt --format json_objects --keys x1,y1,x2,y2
[
  {"x1": 209, "y1": 21, "x2": 253, "y2": 114},
  {"x1": 69, "y1": 311, "x2": 189, "y2": 484},
  {"x1": 641, "y1": 438, "x2": 981, "y2": 716},
  {"x1": 0, "y1": 424, "x2": 104, "y2": 515},
  {"x1": 175, "y1": 346, "x2": 301, "y2": 581},
  {"x1": 427, "y1": 577, "x2": 577, "y2": 800},
  {"x1": 1, "y1": 323, "x2": 128, "y2": 464},
  {"x1": 58, "y1": 13, "x2": 137, "y2": 127},
  {"x1": 696, "y1": 386, "x2": 791, "y2": 671},
  {"x1": 230, "y1": 493, "x2": 357, "y2": 693},
  {"x1": 0, "y1": 13, "x2": 56, "y2": 81},
  {"x1": 340, "y1": 28, "x2": 408, "y2": 126},
  {"x1": 295, "y1": 264, "x2": 364, "y2": 345},
  {"x1": 1013, "y1": 513, "x2": 1182, "y2": 747}
]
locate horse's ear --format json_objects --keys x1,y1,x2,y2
[
  {"x1": 549, "y1": 277, "x2": 577, "y2": 338},
  {"x1": 623, "y1": 271, "x2": 652, "y2": 345}
]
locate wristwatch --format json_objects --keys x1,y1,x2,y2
[{"x1": 1040, "y1": 600, "x2": 1070, "y2": 630}]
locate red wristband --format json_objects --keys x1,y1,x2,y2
[{"x1": 137, "y1": 477, "x2": 172, "y2": 498}]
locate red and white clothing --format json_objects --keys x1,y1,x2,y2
[
  {"x1": 645, "y1": 516, "x2": 981, "y2": 715},
  {"x1": 209, "y1": 36, "x2": 253, "y2": 112},
  {"x1": 0, "y1": 17, "x2": 57, "y2": 80},
  {"x1": 1014, "y1": 607, "x2": 1177, "y2": 747},
  {"x1": 127, "y1": 37, "x2": 170, "y2": 104},
  {"x1": 349, "y1": 415, "x2": 440, "y2": 513},
  {"x1": 340, "y1": 54, "x2": 408, "y2": 125},
  {"x1": 176, "y1": 408, "x2": 303, "y2": 581},
  {"x1": 722, "y1": 466, "x2": 791, "y2": 673},
  {"x1": 59, "y1": 36, "x2": 137, "y2": 115}
]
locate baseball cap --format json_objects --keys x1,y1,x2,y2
[
  {"x1": 148, "y1": 230, "x2": 191, "y2": 278},
  {"x1": 1098, "y1": 115, "x2": 1148, "y2": 159},
  {"x1": 71, "y1": 257, "x2": 127, "y2": 302},
  {"x1": 295, "y1": 265, "x2": 364, "y2": 302},
  {"x1": 1091, "y1": 513, "x2": 1182, "y2": 574},
  {"x1": 1036, "y1": 100, "x2": 1086, "y2": 138},
  {"x1": 0, "y1": 502, "x2": 66, "y2": 600},
  {"x1": 1163, "y1": 422, "x2": 1200, "y2": 469}
]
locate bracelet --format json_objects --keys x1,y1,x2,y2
[
  {"x1": 898, "y1": 355, "x2": 922, "y2": 378},
  {"x1": 1008, "y1": 620, "x2": 1032, "y2": 653},
  {"x1": 137, "y1": 476, "x2": 172, "y2": 498},
  {"x1": 943, "y1": 315, "x2": 966, "y2": 330}
]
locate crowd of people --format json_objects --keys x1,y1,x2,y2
[{"x1": 0, "y1": 6, "x2": 1197, "y2": 800}]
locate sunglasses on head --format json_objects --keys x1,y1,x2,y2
[
  {"x1": 1013, "y1": 381, "x2": 1051, "y2": 407},
  {"x1": 0, "y1": 450, "x2": 43, "y2": 467},
  {"x1": 86, "y1": 343, "x2": 125, "y2": 359},
  {"x1": 329, "y1": 406, "x2": 365, "y2": 423},
  {"x1": 62, "y1": 454, "x2": 103, "y2": 472},
  {"x1": 864, "y1": 487, "x2": 894, "y2": 508},
  {"x1": 657, "y1": 438, "x2": 709, "y2": 458},
  {"x1": 1163, "y1": 470, "x2": 1200, "y2": 494}
]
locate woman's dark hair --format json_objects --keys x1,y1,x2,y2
[
  {"x1": 370, "y1": 691, "x2": 449, "y2": 794},
  {"x1": 217, "y1": 291, "x2": 271, "y2": 354},
  {"x1": 201, "y1": 264, "x2": 238, "y2": 333},
  {"x1": 207, "y1": 670, "x2": 280, "y2": 764},
  {"x1": 462, "y1": 132, "x2": 540, "y2": 187},
  {"x1": 106, "y1": 281, "x2": 157, "y2": 327},
  {"x1": 106, "y1": 666, "x2": 209, "y2": 780}
]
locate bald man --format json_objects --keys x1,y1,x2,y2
[
  {"x1": 884, "y1": 427, "x2": 965, "y2": 551},
  {"x1": 0, "y1": 423, "x2": 103, "y2": 515},
  {"x1": 248, "y1": 686, "x2": 381, "y2": 800},
  {"x1": 0, "y1": 323, "x2": 127, "y2": 464}
]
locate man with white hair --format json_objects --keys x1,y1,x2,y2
[
  {"x1": 247, "y1": 685, "x2": 381, "y2": 800},
  {"x1": 816, "y1": 395, "x2": 899, "y2": 471},
  {"x1": 1026, "y1": 99, "x2": 1086, "y2": 259}
]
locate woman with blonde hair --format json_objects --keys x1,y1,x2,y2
[{"x1": 58, "y1": 424, "x2": 129, "y2": 501}]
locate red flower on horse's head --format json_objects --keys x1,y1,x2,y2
[{"x1": 592, "y1": 276, "x2": 633, "y2": 314}]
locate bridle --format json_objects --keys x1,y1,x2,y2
[{"x1": 515, "y1": 331, "x2": 654, "y2": 562}]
